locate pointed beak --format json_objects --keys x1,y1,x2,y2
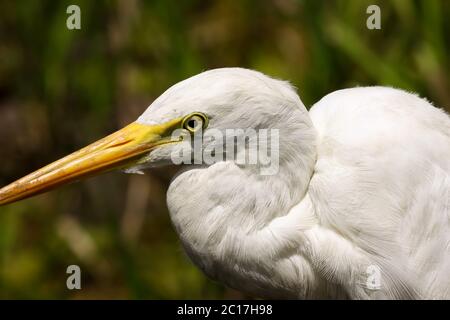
[{"x1": 0, "y1": 119, "x2": 182, "y2": 206}]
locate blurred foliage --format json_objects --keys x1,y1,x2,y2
[{"x1": 0, "y1": 0, "x2": 448, "y2": 299}]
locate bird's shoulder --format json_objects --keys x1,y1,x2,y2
[
  {"x1": 308, "y1": 86, "x2": 450, "y2": 170},
  {"x1": 310, "y1": 86, "x2": 448, "y2": 135},
  {"x1": 305, "y1": 86, "x2": 450, "y2": 298}
]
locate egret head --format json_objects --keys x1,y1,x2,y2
[
  {"x1": 0, "y1": 68, "x2": 314, "y2": 208},
  {"x1": 0, "y1": 67, "x2": 319, "y2": 298}
]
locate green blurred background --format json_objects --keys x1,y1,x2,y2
[{"x1": 0, "y1": 0, "x2": 448, "y2": 299}]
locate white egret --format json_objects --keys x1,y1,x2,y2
[{"x1": 0, "y1": 68, "x2": 449, "y2": 299}]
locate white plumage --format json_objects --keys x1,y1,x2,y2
[
  {"x1": 137, "y1": 68, "x2": 450, "y2": 299},
  {"x1": 1, "y1": 67, "x2": 449, "y2": 299}
]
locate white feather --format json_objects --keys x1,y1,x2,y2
[{"x1": 136, "y1": 68, "x2": 450, "y2": 299}]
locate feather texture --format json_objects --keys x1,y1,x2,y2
[{"x1": 136, "y1": 68, "x2": 450, "y2": 299}]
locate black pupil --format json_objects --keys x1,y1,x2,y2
[{"x1": 188, "y1": 119, "x2": 198, "y2": 129}]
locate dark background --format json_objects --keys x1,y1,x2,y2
[{"x1": 0, "y1": 0, "x2": 448, "y2": 298}]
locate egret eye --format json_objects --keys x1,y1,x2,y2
[{"x1": 182, "y1": 113, "x2": 208, "y2": 133}]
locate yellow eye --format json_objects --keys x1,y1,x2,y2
[{"x1": 182, "y1": 113, "x2": 208, "y2": 133}]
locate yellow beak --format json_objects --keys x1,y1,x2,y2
[{"x1": 0, "y1": 119, "x2": 182, "y2": 206}]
